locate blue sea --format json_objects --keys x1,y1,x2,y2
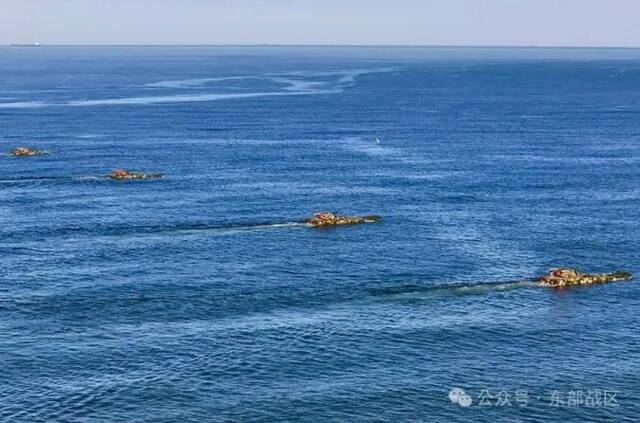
[{"x1": 1, "y1": 46, "x2": 640, "y2": 422}]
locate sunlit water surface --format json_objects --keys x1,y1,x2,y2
[{"x1": 1, "y1": 46, "x2": 640, "y2": 422}]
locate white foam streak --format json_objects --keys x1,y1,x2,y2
[
  {"x1": 0, "y1": 68, "x2": 395, "y2": 109},
  {"x1": 145, "y1": 76, "x2": 254, "y2": 89},
  {"x1": 66, "y1": 90, "x2": 338, "y2": 106},
  {"x1": 0, "y1": 101, "x2": 48, "y2": 108}
]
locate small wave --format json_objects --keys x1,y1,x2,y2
[
  {"x1": 75, "y1": 134, "x2": 105, "y2": 139},
  {"x1": 337, "y1": 136, "x2": 412, "y2": 163}
]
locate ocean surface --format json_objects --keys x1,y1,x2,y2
[{"x1": 1, "y1": 46, "x2": 639, "y2": 422}]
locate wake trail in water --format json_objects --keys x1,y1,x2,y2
[
  {"x1": 145, "y1": 76, "x2": 255, "y2": 89},
  {"x1": 4, "y1": 221, "x2": 307, "y2": 242},
  {"x1": 66, "y1": 90, "x2": 331, "y2": 106},
  {"x1": 0, "y1": 68, "x2": 397, "y2": 109},
  {"x1": 0, "y1": 175, "x2": 111, "y2": 184},
  {"x1": 371, "y1": 279, "x2": 540, "y2": 298}
]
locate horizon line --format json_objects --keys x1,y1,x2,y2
[{"x1": 3, "y1": 43, "x2": 640, "y2": 49}]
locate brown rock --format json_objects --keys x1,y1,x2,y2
[
  {"x1": 305, "y1": 212, "x2": 381, "y2": 227},
  {"x1": 10, "y1": 146, "x2": 47, "y2": 157},
  {"x1": 538, "y1": 268, "x2": 633, "y2": 288},
  {"x1": 108, "y1": 169, "x2": 163, "y2": 180}
]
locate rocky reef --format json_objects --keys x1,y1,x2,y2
[
  {"x1": 108, "y1": 169, "x2": 164, "y2": 180},
  {"x1": 10, "y1": 147, "x2": 48, "y2": 157},
  {"x1": 305, "y1": 212, "x2": 382, "y2": 227},
  {"x1": 538, "y1": 268, "x2": 633, "y2": 288}
]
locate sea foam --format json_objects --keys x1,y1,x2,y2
[{"x1": 0, "y1": 68, "x2": 396, "y2": 109}]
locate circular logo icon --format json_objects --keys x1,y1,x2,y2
[
  {"x1": 449, "y1": 388, "x2": 465, "y2": 403},
  {"x1": 449, "y1": 388, "x2": 472, "y2": 407},
  {"x1": 458, "y1": 393, "x2": 472, "y2": 407}
]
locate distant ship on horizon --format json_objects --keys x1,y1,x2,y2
[{"x1": 10, "y1": 42, "x2": 41, "y2": 47}]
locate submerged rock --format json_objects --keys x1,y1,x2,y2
[
  {"x1": 108, "y1": 169, "x2": 164, "y2": 180},
  {"x1": 10, "y1": 146, "x2": 48, "y2": 157},
  {"x1": 538, "y1": 268, "x2": 633, "y2": 288},
  {"x1": 305, "y1": 212, "x2": 382, "y2": 227}
]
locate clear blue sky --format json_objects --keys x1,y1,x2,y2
[{"x1": 2, "y1": 0, "x2": 639, "y2": 47}]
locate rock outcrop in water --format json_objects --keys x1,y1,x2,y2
[
  {"x1": 305, "y1": 212, "x2": 382, "y2": 227},
  {"x1": 538, "y1": 268, "x2": 633, "y2": 288},
  {"x1": 10, "y1": 147, "x2": 48, "y2": 157},
  {"x1": 108, "y1": 169, "x2": 164, "y2": 180}
]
